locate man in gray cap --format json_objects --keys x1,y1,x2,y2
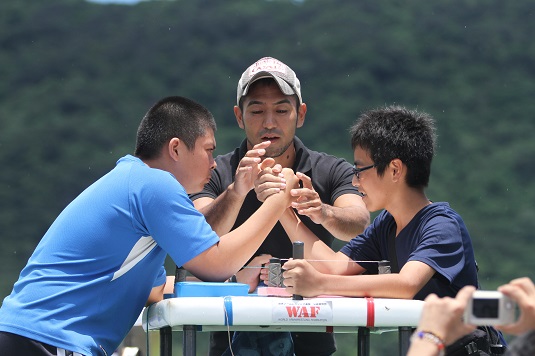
[{"x1": 190, "y1": 57, "x2": 369, "y2": 356}]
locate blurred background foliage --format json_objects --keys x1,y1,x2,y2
[{"x1": 1, "y1": 0, "x2": 534, "y2": 354}]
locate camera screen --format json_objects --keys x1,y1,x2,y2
[{"x1": 473, "y1": 298, "x2": 499, "y2": 318}]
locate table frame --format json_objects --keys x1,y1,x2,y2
[{"x1": 143, "y1": 296, "x2": 422, "y2": 356}]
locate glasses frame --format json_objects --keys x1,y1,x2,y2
[{"x1": 353, "y1": 164, "x2": 377, "y2": 180}]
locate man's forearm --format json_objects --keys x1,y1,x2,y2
[
  {"x1": 195, "y1": 183, "x2": 247, "y2": 236},
  {"x1": 315, "y1": 273, "x2": 420, "y2": 299},
  {"x1": 320, "y1": 204, "x2": 370, "y2": 241},
  {"x1": 279, "y1": 208, "x2": 338, "y2": 272}
]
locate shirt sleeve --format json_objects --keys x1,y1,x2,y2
[
  {"x1": 326, "y1": 158, "x2": 361, "y2": 204},
  {"x1": 339, "y1": 215, "x2": 386, "y2": 272},
  {"x1": 152, "y1": 265, "x2": 167, "y2": 287},
  {"x1": 130, "y1": 170, "x2": 220, "y2": 268},
  {"x1": 407, "y1": 214, "x2": 466, "y2": 284}
]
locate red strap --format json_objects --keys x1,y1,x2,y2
[{"x1": 366, "y1": 297, "x2": 375, "y2": 328}]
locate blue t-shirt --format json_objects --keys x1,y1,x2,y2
[
  {"x1": 0, "y1": 155, "x2": 219, "y2": 355},
  {"x1": 340, "y1": 202, "x2": 478, "y2": 300}
]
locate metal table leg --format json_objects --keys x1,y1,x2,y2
[
  {"x1": 357, "y1": 327, "x2": 370, "y2": 356},
  {"x1": 183, "y1": 325, "x2": 197, "y2": 356},
  {"x1": 398, "y1": 326, "x2": 413, "y2": 356},
  {"x1": 160, "y1": 326, "x2": 172, "y2": 356}
]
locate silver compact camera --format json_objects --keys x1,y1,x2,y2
[{"x1": 464, "y1": 290, "x2": 517, "y2": 326}]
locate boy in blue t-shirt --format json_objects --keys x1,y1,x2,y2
[
  {"x1": 272, "y1": 105, "x2": 506, "y2": 356},
  {"x1": 280, "y1": 105, "x2": 478, "y2": 300}
]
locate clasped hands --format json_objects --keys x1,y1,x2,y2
[
  {"x1": 236, "y1": 143, "x2": 323, "y2": 225},
  {"x1": 257, "y1": 169, "x2": 325, "y2": 225},
  {"x1": 233, "y1": 141, "x2": 324, "y2": 220}
]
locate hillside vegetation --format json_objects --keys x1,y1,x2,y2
[{"x1": 1, "y1": 0, "x2": 534, "y2": 352}]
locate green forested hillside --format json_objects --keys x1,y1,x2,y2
[{"x1": 1, "y1": 0, "x2": 534, "y2": 353}]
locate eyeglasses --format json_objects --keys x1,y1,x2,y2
[{"x1": 353, "y1": 164, "x2": 376, "y2": 180}]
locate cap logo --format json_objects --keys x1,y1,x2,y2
[{"x1": 249, "y1": 58, "x2": 287, "y2": 76}]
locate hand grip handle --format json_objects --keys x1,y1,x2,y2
[{"x1": 292, "y1": 241, "x2": 304, "y2": 300}]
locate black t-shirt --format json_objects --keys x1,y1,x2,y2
[
  {"x1": 190, "y1": 137, "x2": 359, "y2": 355},
  {"x1": 190, "y1": 137, "x2": 359, "y2": 259}
]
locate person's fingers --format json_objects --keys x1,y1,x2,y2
[
  {"x1": 293, "y1": 198, "x2": 320, "y2": 209},
  {"x1": 252, "y1": 141, "x2": 271, "y2": 150},
  {"x1": 423, "y1": 293, "x2": 439, "y2": 303},
  {"x1": 281, "y1": 168, "x2": 299, "y2": 188},
  {"x1": 259, "y1": 157, "x2": 276, "y2": 170},
  {"x1": 282, "y1": 258, "x2": 301, "y2": 273},
  {"x1": 243, "y1": 141, "x2": 270, "y2": 160},
  {"x1": 236, "y1": 165, "x2": 253, "y2": 174},
  {"x1": 456, "y1": 285, "x2": 476, "y2": 304},
  {"x1": 250, "y1": 254, "x2": 273, "y2": 266},
  {"x1": 508, "y1": 277, "x2": 535, "y2": 296},
  {"x1": 272, "y1": 163, "x2": 283, "y2": 175},
  {"x1": 239, "y1": 157, "x2": 261, "y2": 167},
  {"x1": 296, "y1": 172, "x2": 313, "y2": 189},
  {"x1": 291, "y1": 187, "x2": 314, "y2": 197},
  {"x1": 499, "y1": 284, "x2": 527, "y2": 305}
]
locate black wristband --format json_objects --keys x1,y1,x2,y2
[{"x1": 228, "y1": 274, "x2": 237, "y2": 283}]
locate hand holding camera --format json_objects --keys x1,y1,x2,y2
[
  {"x1": 416, "y1": 286, "x2": 477, "y2": 346},
  {"x1": 409, "y1": 278, "x2": 535, "y2": 356},
  {"x1": 464, "y1": 290, "x2": 518, "y2": 326},
  {"x1": 495, "y1": 277, "x2": 535, "y2": 335}
]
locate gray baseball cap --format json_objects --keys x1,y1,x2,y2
[{"x1": 237, "y1": 57, "x2": 302, "y2": 106}]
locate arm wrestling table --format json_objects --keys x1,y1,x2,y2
[{"x1": 142, "y1": 295, "x2": 423, "y2": 356}]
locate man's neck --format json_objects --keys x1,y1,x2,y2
[
  {"x1": 387, "y1": 189, "x2": 431, "y2": 235},
  {"x1": 272, "y1": 142, "x2": 297, "y2": 168}
]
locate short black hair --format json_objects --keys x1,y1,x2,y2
[
  {"x1": 350, "y1": 105, "x2": 436, "y2": 188},
  {"x1": 135, "y1": 96, "x2": 216, "y2": 160}
]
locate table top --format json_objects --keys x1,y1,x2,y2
[{"x1": 142, "y1": 295, "x2": 424, "y2": 333}]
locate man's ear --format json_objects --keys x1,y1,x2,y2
[
  {"x1": 296, "y1": 103, "x2": 307, "y2": 128},
  {"x1": 390, "y1": 159, "x2": 404, "y2": 182},
  {"x1": 168, "y1": 137, "x2": 182, "y2": 162},
  {"x1": 234, "y1": 106, "x2": 245, "y2": 129}
]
